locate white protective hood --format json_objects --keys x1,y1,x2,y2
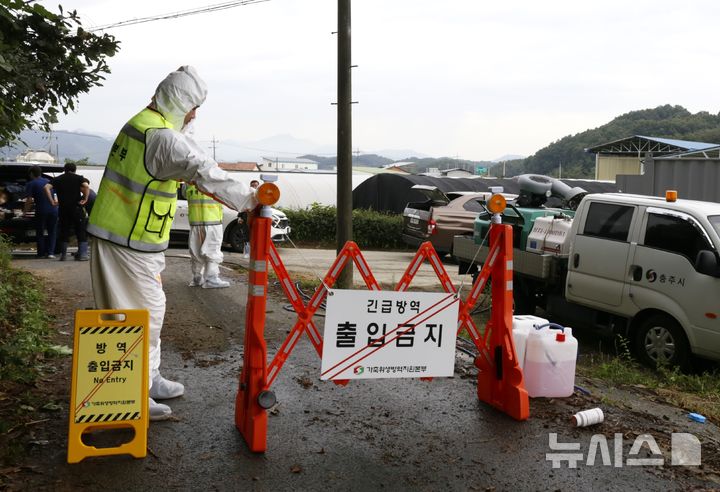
[{"x1": 153, "y1": 66, "x2": 208, "y2": 130}]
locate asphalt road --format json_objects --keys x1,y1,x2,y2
[{"x1": 9, "y1": 245, "x2": 720, "y2": 491}]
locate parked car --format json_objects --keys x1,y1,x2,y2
[
  {"x1": 0, "y1": 161, "x2": 64, "y2": 243},
  {"x1": 171, "y1": 184, "x2": 291, "y2": 252},
  {"x1": 401, "y1": 185, "x2": 501, "y2": 256}
]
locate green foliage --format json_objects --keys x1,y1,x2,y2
[
  {"x1": 0, "y1": 234, "x2": 52, "y2": 383},
  {"x1": 0, "y1": 1, "x2": 119, "y2": 147},
  {"x1": 580, "y1": 346, "x2": 720, "y2": 420},
  {"x1": 64, "y1": 156, "x2": 89, "y2": 166},
  {"x1": 655, "y1": 365, "x2": 720, "y2": 398},
  {"x1": 281, "y1": 204, "x2": 406, "y2": 249},
  {"x1": 0, "y1": 232, "x2": 9, "y2": 271},
  {"x1": 500, "y1": 104, "x2": 720, "y2": 178},
  {"x1": 352, "y1": 208, "x2": 406, "y2": 249},
  {"x1": 399, "y1": 156, "x2": 494, "y2": 175}
]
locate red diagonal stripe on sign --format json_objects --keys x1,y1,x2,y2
[{"x1": 75, "y1": 333, "x2": 144, "y2": 415}]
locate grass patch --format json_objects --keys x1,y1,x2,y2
[
  {"x1": 578, "y1": 343, "x2": 720, "y2": 421},
  {"x1": 0, "y1": 236, "x2": 54, "y2": 384},
  {"x1": 0, "y1": 235, "x2": 58, "y2": 465}
]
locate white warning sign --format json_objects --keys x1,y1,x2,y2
[{"x1": 320, "y1": 290, "x2": 459, "y2": 380}]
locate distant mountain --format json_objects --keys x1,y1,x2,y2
[
  {"x1": 214, "y1": 136, "x2": 427, "y2": 164},
  {"x1": 212, "y1": 134, "x2": 327, "y2": 163},
  {"x1": 396, "y1": 157, "x2": 495, "y2": 175},
  {"x1": 370, "y1": 148, "x2": 429, "y2": 161},
  {"x1": 1, "y1": 129, "x2": 111, "y2": 164},
  {"x1": 514, "y1": 105, "x2": 720, "y2": 178},
  {"x1": 299, "y1": 154, "x2": 393, "y2": 170},
  {"x1": 1, "y1": 130, "x2": 487, "y2": 170},
  {"x1": 492, "y1": 154, "x2": 525, "y2": 162},
  {"x1": 70, "y1": 128, "x2": 117, "y2": 140}
]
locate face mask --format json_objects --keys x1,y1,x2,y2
[{"x1": 181, "y1": 119, "x2": 195, "y2": 137}]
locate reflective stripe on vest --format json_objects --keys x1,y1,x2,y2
[
  {"x1": 87, "y1": 108, "x2": 178, "y2": 252},
  {"x1": 186, "y1": 184, "x2": 223, "y2": 225}
]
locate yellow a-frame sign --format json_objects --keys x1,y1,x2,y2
[{"x1": 68, "y1": 309, "x2": 149, "y2": 463}]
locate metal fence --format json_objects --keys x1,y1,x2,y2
[{"x1": 616, "y1": 157, "x2": 720, "y2": 203}]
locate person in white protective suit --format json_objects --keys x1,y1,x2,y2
[
  {"x1": 87, "y1": 66, "x2": 258, "y2": 421},
  {"x1": 186, "y1": 183, "x2": 229, "y2": 288}
]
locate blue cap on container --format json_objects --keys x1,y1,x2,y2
[{"x1": 689, "y1": 413, "x2": 706, "y2": 423}]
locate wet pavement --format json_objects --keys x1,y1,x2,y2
[{"x1": 10, "y1": 247, "x2": 720, "y2": 491}]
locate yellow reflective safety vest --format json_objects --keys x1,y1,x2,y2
[
  {"x1": 186, "y1": 184, "x2": 223, "y2": 226},
  {"x1": 87, "y1": 108, "x2": 178, "y2": 252}
]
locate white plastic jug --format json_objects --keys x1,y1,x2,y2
[
  {"x1": 543, "y1": 216, "x2": 573, "y2": 257},
  {"x1": 511, "y1": 315, "x2": 548, "y2": 370},
  {"x1": 523, "y1": 326, "x2": 578, "y2": 398},
  {"x1": 526, "y1": 216, "x2": 553, "y2": 254}
]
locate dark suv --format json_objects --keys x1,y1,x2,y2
[{"x1": 0, "y1": 161, "x2": 64, "y2": 243}]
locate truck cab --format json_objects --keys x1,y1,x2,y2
[
  {"x1": 566, "y1": 193, "x2": 720, "y2": 366},
  {"x1": 452, "y1": 175, "x2": 720, "y2": 367}
]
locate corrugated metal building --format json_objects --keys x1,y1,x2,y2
[
  {"x1": 585, "y1": 135, "x2": 717, "y2": 181},
  {"x1": 616, "y1": 147, "x2": 720, "y2": 203}
]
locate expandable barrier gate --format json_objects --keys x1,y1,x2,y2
[{"x1": 236, "y1": 207, "x2": 529, "y2": 453}]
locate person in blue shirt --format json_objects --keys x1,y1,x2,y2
[{"x1": 24, "y1": 165, "x2": 58, "y2": 258}]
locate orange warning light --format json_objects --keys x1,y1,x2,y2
[
  {"x1": 665, "y1": 190, "x2": 678, "y2": 202},
  {"x1": 257, "y1": 182, "x2": 280, "y2": 206},
  {"x1": 487, "y1": 193, "x2": 507, "y2": 214}
]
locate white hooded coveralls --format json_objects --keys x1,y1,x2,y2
[
  {"x1": 90, "y1": 66, "x2": 257, "y2": 391},
  {"x1": 189, "y1": 221, "x2": 224, "y2": 282}
]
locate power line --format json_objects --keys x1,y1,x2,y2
[{"x1": 89, "y1": 0, "x2": 269, "y2": 32}]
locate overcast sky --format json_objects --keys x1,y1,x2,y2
[{"x1": 41, "y1": 0, "x2": 720, "y2": 161}]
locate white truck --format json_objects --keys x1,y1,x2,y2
[{"x1": 453, "y1": 175, "x2": 720, "y2": 367}]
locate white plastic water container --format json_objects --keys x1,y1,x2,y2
[
  {"x1": 523, "y1": 327, "x2": 578, "y2": 398},
  {"x1": 543, "y1": 216, "x2": 573, "y2": 257},
  {"x1": 526, "y1": 216, "x2": 553, "y2": 254},
  {"x1": 526, "y1": 215, "x2": 573, "y2": 257},
  {"x1": 511, "y1": 315, "x2": 549, "y2": 370}
]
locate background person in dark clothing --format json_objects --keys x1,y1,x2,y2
[
  {"x1": 45, "y1": 162, "x2": 89, "y2": 261},
  {"x1": 81, "y1": 177, "x2": 96, "y2": 215},
  {"x1": 72, "y1": 178, "x2": 97, "y2": 259},
  {"x1": 24, "y1": 165, "x2": 58, "y2": 258}
]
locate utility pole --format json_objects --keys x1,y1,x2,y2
[
  {"x1": 209, "y1": 136, "x2": 219, "y2": 161},
  {"x1": 336, "y1": 0, "x2": 353, "y2": 288},
  {"x1": 353, "y1": 147, "x2": 361, "y2": 165}
]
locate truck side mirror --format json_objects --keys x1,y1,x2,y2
[{"x1": 694, "y1": 250, "x2": 720, "y2": 278}]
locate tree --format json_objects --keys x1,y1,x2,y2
[
  {"x1": 512, "y1": 105, "x2": 720, "y2": 178},
  {"x1": 0, "y1": 1, "x2": 119, "y2": 147},
  {"x1": 64, "y1": 156, "x2": 89, "y2": 166}
]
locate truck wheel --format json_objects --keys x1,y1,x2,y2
[
  {"x1": 512, "y1": 277, "x2": 536, "y2": 315},
  {"x1": 225, "y1": 223, "x2": 248, "y2": 253},
  {"x1": 634, "y1": 314, "x2": 689, "y2": 369},
  {"x1": 433, "y1": 246, "x2": 448, "y2": 258},
  {"x1": 513, "y1": 285, "x2": 535, "y2": 315}
]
